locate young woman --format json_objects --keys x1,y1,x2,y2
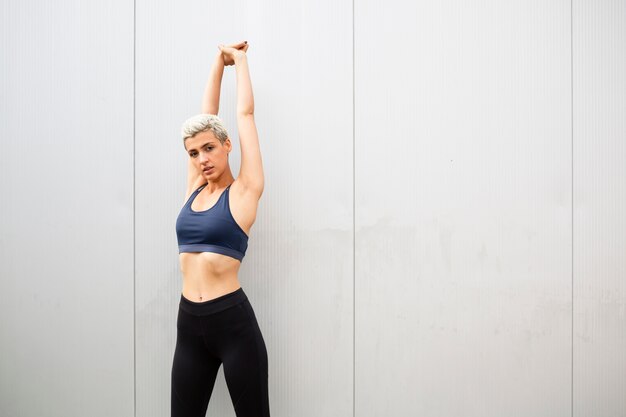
[{"x1": 171, "y1": 41, "x2": 269, "y2": 417}]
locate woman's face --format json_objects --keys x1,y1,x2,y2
[{"x1": 185, "y1": 130, "x2": 231, "y2": 178}]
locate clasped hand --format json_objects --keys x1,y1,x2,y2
[{"x1": 218, "y1": 41, "x2": 249, "y2": 66}]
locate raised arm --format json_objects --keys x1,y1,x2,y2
[
  {"x1": 233, "y1": 51, "x2": 264, "y2": 194},
  {"x1": 201, "y1": 51, "x2": 225, "y2": 114},
  {"x1": 185, "y1": 156, "x2": 206, "y2": 202}
]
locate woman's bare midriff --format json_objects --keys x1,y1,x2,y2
[{"x1": 179, "y1": 252, "x2": 243, "y2": 302}]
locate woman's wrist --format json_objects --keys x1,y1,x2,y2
[
  {"x1": 234, "y1": 51, "x2": 247, "y2": 63},
  {"x1": 215, "y1": 50, "x2": 224, "y2": 65}
]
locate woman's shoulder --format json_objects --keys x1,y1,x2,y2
[{"x1": 183, "y1": 178, "x2": 207, "y2": 205}]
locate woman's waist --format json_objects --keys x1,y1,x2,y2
[
  {"x1": 181, "y1": 274, "x2": 241, "y2": 302},
  {"x1": 179, "y1": 253, "x2": 242, "y2": 300},
  {"x1": 179, "y1": 286, "x2": 248, "y2": 316}
]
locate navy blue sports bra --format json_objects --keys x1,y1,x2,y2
[{"x1": 175, "y1": 182, "x2": 249, "y2": 261}]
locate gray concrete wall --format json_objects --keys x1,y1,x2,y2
[{"x1": 1, "y1": 0, "x2": 623, "y2": 416}]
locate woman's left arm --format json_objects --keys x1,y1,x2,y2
[
  {"x1": 201, "y1": 51, "x2": 225, "y2": 115},
  {"x1": 234, "y1": 52, "x2": 264, "y2": 193}
]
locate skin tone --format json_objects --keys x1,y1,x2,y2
[
  {"x1": 184, "y1": 130, "x2": 235, "y2": 197},
  {"x1": 180, "y1": 41, "x2": 264, "y2": 302}
]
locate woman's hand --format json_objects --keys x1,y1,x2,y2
[{"x1": 218, "y1": 41, "x2": 248, "y2": 66}]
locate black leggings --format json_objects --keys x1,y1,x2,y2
[{"x1": 171, "y1": 287, "x2": 270, "y2": 417}]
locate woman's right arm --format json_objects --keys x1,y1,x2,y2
[
  {"x1": 201, "y1": 51, "x2": 225, "y2": 114},
  {"x1": 185, "y1": 157, "x2": 204, "y2": 201}
]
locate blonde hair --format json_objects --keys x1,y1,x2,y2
[{"x1": 180, "y1": 113, "x2": 229, "y2": 146}]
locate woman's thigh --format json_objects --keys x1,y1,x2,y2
[
  {"x1": 219, "y1": 300, "x2": 270, "y2": 417},
  {"x1": 171, "y1": 308, "x2": 222, "y2": 417}
]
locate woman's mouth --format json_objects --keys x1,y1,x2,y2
[{"x1": 204, "y1": 167, "x2": 213, "y2": 173}]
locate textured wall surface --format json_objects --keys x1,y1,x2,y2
[
  {"x1": 1, "y1": 1, "x2": 624, "y2": 416},
  {"x1": 1, "y1": 1, "x2": 135, "y2": 416}
]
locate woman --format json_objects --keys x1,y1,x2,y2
[{"x1": 171, "y1": 41, "x2": 269, "y2": 417}]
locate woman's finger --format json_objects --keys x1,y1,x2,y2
[{"x1": 224, "y1": 41, "x2": 246, "y2": 49}]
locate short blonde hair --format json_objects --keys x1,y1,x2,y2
[{"x1": 181, "y1": 113, "x2": 229, "y2": 146}]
